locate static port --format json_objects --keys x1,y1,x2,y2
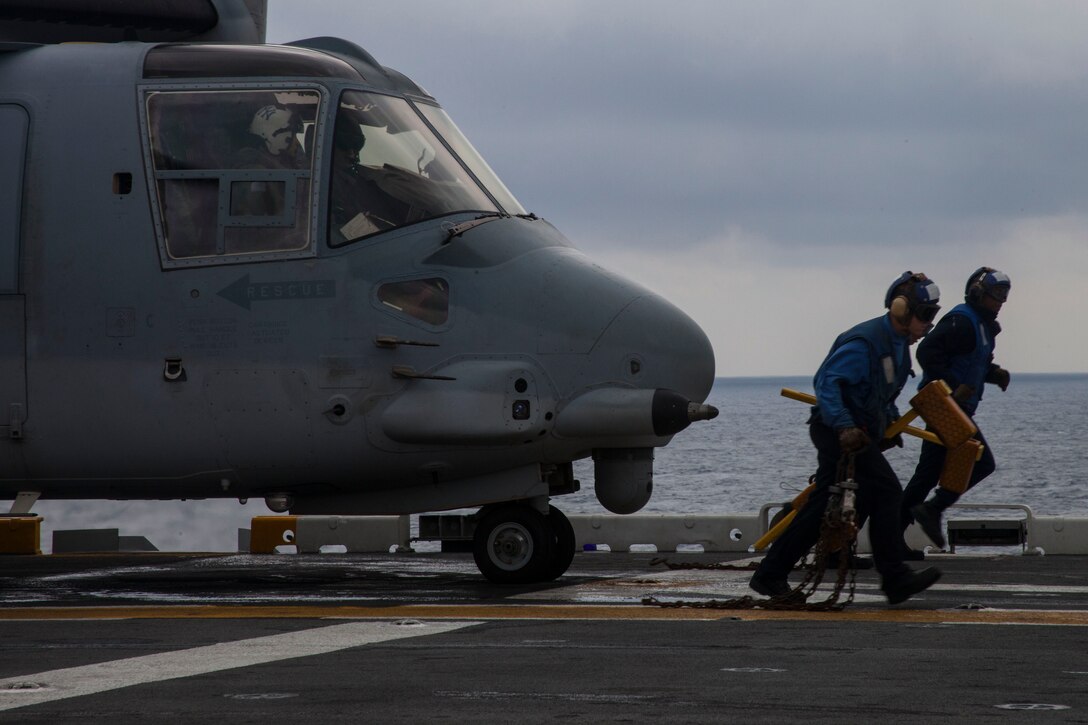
[{"x1": 512, "y1": 399, "x2": 531, "y2": 420}]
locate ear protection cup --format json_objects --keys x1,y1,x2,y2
[
  {"x1": 889, "y1": 295, "x2": 911, "y2": 323},
  {"x1": 886, "y1": 270, "x2": 940, "y2": 324}
]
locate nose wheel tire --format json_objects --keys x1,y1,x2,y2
[
  {"x1": 473, "y1": 504, "x2": 554, "y2": 584},
  {"x1": 543, "y1": 505, "x2": 576, "y2": 581},
  {"x1": 474, "y1": 504, "x2": 567, "y2": 584}
]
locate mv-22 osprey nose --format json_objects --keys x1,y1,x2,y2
[{"x1": 0, "y1": 0, "x2": 717, "y2": 583}]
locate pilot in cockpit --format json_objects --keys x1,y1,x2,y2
[
  {"x1": 230, "y1": 105, "x2": 308, "y2": 219},
  {"x1": 330, "y1": 113, "x2": 410, "y2": 242},
  {"x1": 238, "y1": 104, "x2": 306, "y2": 169}
]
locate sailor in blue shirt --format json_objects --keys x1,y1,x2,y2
[
  {"x1": 902, "y1": 268, "x2": 1011, "y2": 550},
  {"x1": 751, "y1": 271, "x2": 944, "y2": 605}
]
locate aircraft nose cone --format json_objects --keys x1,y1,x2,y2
[{"x1": 594, "y1": 293, "x2": 716, "y2": 403}]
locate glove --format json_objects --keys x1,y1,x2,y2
[
  {"x1": 952, "y1": 384, "x2": 976, "y2": 403},
  {"x1": 992, "y1": 367, "x2": 1011, "y2": 391},
  {"x1": 879, "y1": 433, "x2": 904, "y2": 452},
  {"x1": 837, "y1": 427, "x2": 871, "y2": 454}
]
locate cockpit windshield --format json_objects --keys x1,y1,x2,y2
[
  {"x1": 330, "y1": 90, "x2": 500, "y2": 244},
  {"x1": 415, "y1": 103, "x2": 526, "y2": 216}
]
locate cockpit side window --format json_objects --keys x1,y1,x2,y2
[
  {"x1": 329, "y1": 91, "x2": 499, "y2": 246},
  {"x1": 377, "y1": 278, "x2": 449, "y2": 326},
  {"x1": 144, "y1": 88, "x2": 321, "y2": 264}
]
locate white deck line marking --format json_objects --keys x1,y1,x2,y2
[{"x1": 0, "y1": 620, "x2": 478, "y2": 712}]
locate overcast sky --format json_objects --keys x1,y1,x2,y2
[{"x1": 268, "y1": 0, "x2": 1087, "y2": 376}]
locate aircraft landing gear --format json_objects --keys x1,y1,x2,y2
[
  {"x1": 543, "y1": 505, "x2": 576, "y2": 582},
  {"x1": 472, "y1": 503, "x2": 576, "y2": 584}
]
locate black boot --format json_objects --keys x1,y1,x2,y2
[
  {"x1": 749, "y1": 572, "x2": 792, "y2": 598},
  {"x1": 910, "y1": 501, "x2": 946, "y2": 549},
  {"x1": 882, "y1": 567, "x2": 942, "y2": 605}
]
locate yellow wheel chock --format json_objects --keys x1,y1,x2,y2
[{"x1": 762, "y1": 381, "x2": 985, "y2": 549}]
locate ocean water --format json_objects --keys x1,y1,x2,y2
[
  {"x1": 565, "y1": 373, "x2": 1088, "y2": 519},
  {"x1": 26, "y1": 374, "x2": 1088, "y2": 552}
]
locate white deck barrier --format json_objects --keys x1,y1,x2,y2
[
  {"x1": 246, "y1": 515, "x2": 412, "y2": 554},
  {"x1": 235, "y1": 504, "x2": 1088, "y2": 556},
  {"x1": 12, "y1": 505, "x2": 1088, "y2": 556},
  {"x1": 570, "y1": 514, "x2": 761, "y2": 553},
  {"x1": 1022, "y1": 516, "x2": 1088, "y2": 554}
]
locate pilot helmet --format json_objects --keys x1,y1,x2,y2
[
  {"x1": 965, "y1": 267, "x2": 1011, "y2": 304},
  {"x1": 885, "y1": 270, "x2": 941, "y2": 324},
  {"x1": 249, "y1": 105, "x2": 298, "y2": 155}
]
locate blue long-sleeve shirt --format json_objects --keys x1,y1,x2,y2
[{"x1": 814, "y1": 315, "x2": 908, "y2": 434}]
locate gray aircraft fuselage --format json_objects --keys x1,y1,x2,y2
[{"x1": 0, "y1": 12, "x2": 716, "y2": 566}]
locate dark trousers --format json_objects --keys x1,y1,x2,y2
[
  {"x1": 756, "y1": 421, "x2": 909, "y2": 581},
  {"x1": 901, "y1": 426, "x2": 995, "y2": 526}
]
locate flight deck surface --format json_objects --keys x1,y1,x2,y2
[{"x1": 2, "y1": 552, "x2": 1087, "y2": 722}]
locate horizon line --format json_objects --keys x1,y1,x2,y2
[{"x1": 714, "y1": 371, "x2": 1088, "y2": 380}]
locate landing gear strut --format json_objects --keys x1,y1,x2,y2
[{"x1": 472, "y1": 503, "x2": 576, "y2": 584}]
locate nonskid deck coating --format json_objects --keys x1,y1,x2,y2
[
  {"x1": 3, "y1": 552, "x2": 1088, "y2": 723},
  {"x1": 2, "y1": 550, "x2": 1087, "y2": 621}
]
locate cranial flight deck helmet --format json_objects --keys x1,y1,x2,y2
[
  {"x1": 885, "y1": 270, "x2": 941, "y2": 324},
  {"x1": 965, "y1": 267, "x2": 1011, "y2": 304},
  {"x1": 249, "y1": 105, "x2": 299, "y2": 154}
]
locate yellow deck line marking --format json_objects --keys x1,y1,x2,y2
[{"x1": 2, "y1": 604, "x2": 1087, "y2": 625}]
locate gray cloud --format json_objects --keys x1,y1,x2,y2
[
  {"x1": 276, "y1": 2, "x2": 1087, "y2": 248},
  {"x1": 268, "y1": 1, "x2": 1088, "y2": 373}
]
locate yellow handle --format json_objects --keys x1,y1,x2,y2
[
  {"x1": 779, "y1": 388, "x2": 817, "y2": 405},
  {"x1": 754, "y1": 510, "x2": 797, "y2": 551},
  {"x1": 780, "y1": 388, "x2": 943, "y2": 446},
  {"x1": 753, "y1": 482, "x2": 814, "y2": 550},
  {"x1": 884, "y1": 408, "x2": 920, "y2": 438}
]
